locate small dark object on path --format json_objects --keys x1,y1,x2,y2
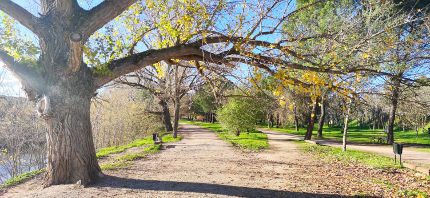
[{"x1": 153, "y1": 133, "x2": 162, "y2": 144}]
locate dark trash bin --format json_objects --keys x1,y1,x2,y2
[
  {"x1": 393, "y1": 143, "x2": 403, "y2": 155},
  {"x1": 393, "y1": 143, "x2": 404, "y2": 166}
]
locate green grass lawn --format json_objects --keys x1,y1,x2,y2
[
  {"x1": 101, "y1": 144, "x2": 163, "y2": 170},
  {"x1": 263, "y1": 125, "x2": 430, "y2": 146},
  {"x1": 99, "y1": 134, "x2": 182, "y2": 170},
  {"x1": 0, "y1": 169, "x2": 45, "y2": 190},
  {"x1": 180, "y1": 120, "x2": 268, "y2": 151},
  {"x1": 295, "y1": 141, "x2": 401, "y2": 169},
  {"x1": 96, "y1": 134, "x2": 182, "y2": 158},
  {"x1": 96, "y1": 137, "x2": 153, "y2": 158},
  {"x1": 415, "y1": 147, "x2": 430, "y2": 153}
]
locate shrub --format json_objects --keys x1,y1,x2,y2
[{"x1": 217, "y1": 98, "x2": 263, "y2": 136}]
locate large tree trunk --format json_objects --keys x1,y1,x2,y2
[
  {"x1": 210, "y1": 112, "x2": 215, "y2": 123},
  {"x1": 36, "y1": 19, "x2": 102, "y2": 185},
  {"x1": 173, "y1": 97, "x2": 180, "y2": 138},
  {"x1": 43, "y1": 79, "x2": 101, "y2": 186},
  {"x1": 267, "y1": 114, "x2": 274, "y2": 128},
  {"x1": 304, "y1": 97, "x2": 319, "y2": 140},
  {"x1": 317, "y1": 100, "x2": 326, "y2": 139},
  {"x1": 387, "y1": 77, "x2": 401, "y2": 144},
  {"x1": 159, "y1": 99, "x2": 173, "y2": 132},
  {"x1": 172, "y1": 64, "x2": 180, "y2": 138}
]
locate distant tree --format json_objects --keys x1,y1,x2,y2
[
  {"x1": 191, "y1": 79, "x2": 234, "y2": 123},
  {"x1": 90, "y1": 88, "x2": 163, "y2": 149},
  {"x1": 317, "y1": 94, "x2": 328, "y2": 138},
  {"x1": 368, "y1": 14, "x2": 430, "y2": 144},
  {"x1": 118, "y1": 61, "x2": 202, "y2": 134},
  {"x1": 217, "y1": 97, "x2": 263, "y2": 136},
  {"x1": 192, "y1": 88, "x2": 217, "y2": 121},
  {"x1": 342, "y1": 98, "x2": 353, "y2": 151}
]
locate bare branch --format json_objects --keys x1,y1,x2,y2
[
  {"x1": 252, "y1": 0, "x2": 324, "y2": 39},
  {"x1": 79, "y1": 0, "x2": 136, "y2": 40},
  {"x1": 0, "y1": 0, "x2": 43, "y2": 36}
]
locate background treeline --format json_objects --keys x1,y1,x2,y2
[
  {"x1": 0, "y1": 96, "x2": 45, "y2": 183},
  {"x1": 91, "y1": 87, "x2": 164, "y2": 149},
  {"x1": 187, "y1": 79, "x2": 430, "y2": 139}
]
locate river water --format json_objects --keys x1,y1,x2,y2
[{"x1": 0, "y1": 153, "x2": 45, "y2": 184}]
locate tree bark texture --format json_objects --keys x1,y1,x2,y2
[
  {"x1": 172, "y1": 65, "x2": 180, "y2": 138},
  {"x1": 37, "y1": 17, "x2": 102, "y2": 185},
  {"x1": 304, "y1": 97, "x2": 319, "y2": 140},
  {"x1": 159, "y1": 99, "x2": 173, "y2": 132},
  {"x1": 173, "y1": 98, "x2": 180, "y2": 138},
  {"x1": 387, "y1": 76, "x2": 401, "y2": 144},
  {"x1": 45, "y1": 94, "x2": 101, "y2": 185},
  {"x1": 317, "y1": 100, "x2": 326, "y2": 139},
  {"x1": 40, "y1": 69, "x2": 101, "y2": 185}
]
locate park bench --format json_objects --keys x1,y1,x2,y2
[{"x1": 369, "y1": 136, "x2": 388, "y2": 144}]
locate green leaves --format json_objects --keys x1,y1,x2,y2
[
  {"x1": 91, "y1": 64, "x2": 113, "y2": 77},
  {"x1": 217, "y1": 97, "x2": 263, "y2": 133},
  {"x1": 0, "y1": 12, "x2": 39, "y2": 67},
  {"x1": 192, "y1": 89, "x2": 216, "y2": 114}
]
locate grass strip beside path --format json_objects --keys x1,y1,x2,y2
[
  {"x1": 100, "y1": 144, "x2": 162, "y2": 170},
  {"x1": 263, "y1": 125, "x2": 430, "y2": 145},
  {"x1": 100, "y1": 134, "x2": 182, "y2": 170},
  {"x1": 295, "y1": 141, "x2": 401, "y2": 169},
  {"x1": 180, "y1": 120, "x2": 268, "y2": 151},
  {"x1": 96, "y1": 134, "x2": 182, "y2": 158},
  {"x1": 264, "y1": 125, "x2": 430, "y2": 153},
  {"x1": 0, "y1": 169, "x2": 45, "y2": 190},
  {"x1": 96, "y1": 137, "x2": 153, "y2": 158}
]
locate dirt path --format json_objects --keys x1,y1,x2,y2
[{"x1": 3, "y1": 125, "x2": 429, "y2": 197}]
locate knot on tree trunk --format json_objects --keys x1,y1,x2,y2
[{"x1": 36, "y1": 95, "x2": 52, "y2": 119}]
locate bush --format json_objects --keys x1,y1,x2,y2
[{"x1": 217, "y1": 98, "x2": 263, "y2": 136}]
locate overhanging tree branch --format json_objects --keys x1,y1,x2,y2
[
  {"x1": 93, "y1": 45, "x2": 204, "y2": 87},
  {"x1": 79, "y1": 0, "x2": 136, "y2": 40},
  {"x1": 0, "y1": 0, "x2": 43, "y2": 36},
  {"x1": 0, "y1": 50, "x2": 45, "y2": 100}
]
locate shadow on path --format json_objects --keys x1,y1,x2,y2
[{"x1": 93, "y1": 176, "x2": 362, "y2": 198}]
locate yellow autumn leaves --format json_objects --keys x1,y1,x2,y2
[{"x1": 146, "y1": 0, "x2": 210, "y2": 46}]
